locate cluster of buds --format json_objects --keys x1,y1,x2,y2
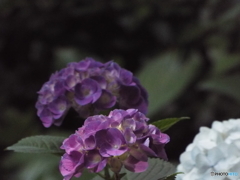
[
  {"x1": 60, "y1": 109, "x2": 170, "y2": 180},
  {"x1": 35, "y1": 58, "x2": 148, "y2": 127}
]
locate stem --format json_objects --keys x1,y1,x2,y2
[
  {"x1": 104, "y1": 166, "x2": 111, "y2": 180},
  {"x1": 114, "y1": 172, "x2": 120, "y2": 180}
]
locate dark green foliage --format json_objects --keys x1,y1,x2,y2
[
  {"x1": 92, "y1": 158, "x2": 176, "y2": 180},
  {"x1": 159, "y1": 172, "x2": 184, "y2": 180},
  {"x1": 151, "y1": 117, "x2": 189, "y2": 132},
  {"x1": 6, "y1": 135, "x2": 65, "y2": 154}
]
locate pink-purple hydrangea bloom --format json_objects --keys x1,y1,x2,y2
[
  {"x1": 35, "y1": 58, "x2": 148, "y2": 127},
  {"x1": 59, "y1": 109, "x2": 170, "y2": 180}
]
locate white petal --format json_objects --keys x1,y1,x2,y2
[
  {"x1": 206, "y1": 146, "x2": 224, "y2": 166},
  {"x1": 195, "y1": 153, "x2": 210, "y2": 173}
]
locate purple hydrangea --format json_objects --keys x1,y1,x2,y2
[
  {"x1": 36, "y1": 58, "x2": 148, "y2": 127},
  {"x1": 59, "y1": 109, "x2": 170, "y2": 180}
]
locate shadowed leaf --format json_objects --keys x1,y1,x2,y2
[
  {"x1": 151, "y1": 117, "x2": 189, "y2": 132},
  {"x1": 159, "y1": 172, "x2": 184, "y2": 180},
  {"x1": 6, "y1": 135, "x2": 66, "y2": 154}
]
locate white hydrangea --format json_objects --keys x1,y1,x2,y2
[{"x1": 176, "y1": 119, "x2": 240, "y2": 180}]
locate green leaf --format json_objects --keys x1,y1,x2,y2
[
  {"x1": 6, "y1": 135, "x2": 66, "y2": 154},
  {"x1": 91, "y1": 159, "x2": 176, "y2": 180},
  {"x1": 137, "y1": 52, "x2": 200, "y2": 116},
  {"x1": 199, "y1": 75, "x2": 240, "y2": 103},
  {"x1": 77, "y1": 169, "x2": 97, "y2": 180},
  {"x1": 208, "y1": 48, "x2": 240, "y2": 75},
  {"x1": 121, "y1": 158, "x2": 176, "y2": 180},
  {"x1": 119, "y1": 173, "x2": 127, "y2": 179},
  {"x1": 151, "y1": 117, "x2": 189, "y2": 132},
  {"x1": 159, "y1": 172, "x2": 184, "y2": 180}
]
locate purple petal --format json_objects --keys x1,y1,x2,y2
[
  {"x1": 99, "y1": 142, "x2": 128, "y2": 157},
  {"x1": 74, "y1": 57, "x2": 103, "y2": 71},
  {"x1": 123, "y1": 155, "x2": 148, "y2": 173},
  {"x1": 149, "y1": 143, "x2": 168, "y2": 160},
  {"x1": 87, "y1": 57, "x2": 103, "y2": 68},
  {"x1": 53, "y1": 110, "x2": 69, "y2": 126},
  {"x1": 124, "y1": 128, "x2": 136, "y2": 144},
  {"x1": 38, "y1": 89, "x2": 54, "y2": 104},
  {"x1": 118, "y1": 77, "x2": 148, "y2": 114},
  {"x1": 126, "y1": 109, "x2": 138, "y2": 116},
  {"x1": 39, "y1": 108, "x2": 53, "y2": 128},
  {"x1": 132, "y1": 97, "x2": 148, "y2": 115},
  {"x1": 48, "y1": 96, "x2": 68, "y2": 115},
  {"x1": 122, "y1": 118, "x2": 136, "y2": 131},
  {"x1": 92, "y1": 158, "x2": 107, "y2": 173},
  {"x1": 84, "y1": 116, "x2": 110, "y2": 132},
  {"x1": 61, "y1": 135, "x2": 83, "y2": 154},
  {"x1": 64, "y1": 75, "x2": 78, "y2": 90},
  {"x1": 107, "y1": 128, "x2": 126, "y2": 145},
  {"x1": 133, "y1": 77, "x2": 148, "y2": 101},
  {"x1": 119, "y1": 85, "x2": 141, "y2": 107},
  {"x1": 132, "y1": 110, "x2": 149, "y2": 122},
  {"x1": 36, "y1": 102, "x2": 44, "y2": 116},
  {"x1": 49, "y1": 72, "x2": 59, "y2": 81},
  {"x1": 84, "y1": 135, "x2": 96, "y2": 150},
  {"x1": 54, "y1": 80, "x2": 66, "y2": 96},
  {"x1": 75, "y1": 59, "x2": 91, "y2": 71},
  {"x1": 138, "y1": 143, "x2": 158, "y2": 157},
  {"x1": 108, "y1": 110, "x2": 126, "y2": 122},
  {"x1": 95, "y1": 129, "x2": 108, "y2": 144},
  {"x1": 74, "y1": 78, "x2": 102, "y2": 105},
  {"x1": 59, "y1": 151, "x2": 84, "y2": 179},
  {"x1": 59, "y1": 66, "x2": 75, "y2": 77},
  {"x1": 94, "y1": 90, "x2": 116, "y2": 109},
  {"x1": 91, "y1": 76, "x2": 107, "y2": 89},
  {"x1": 84, "y1": 115, "x2": 109, "y2": 125},
  {"x1": 151, "y1": 133, "x2": 170, "y2": 144},
  {"x1": 85, "y1": 150, "x2": 103, "y2": 169},
  {"x1": 119, "y1": 69, "x2": 133, "y2": 85},
  {"x1": 129, "y1": 148, "x2": 148, "y2": 161},
  {"x1": 96, "y1": 128, "x2": 128, "y2": 157},
  {"x1": 104, "y1": 61, "x2": 121, "y2": 72}
]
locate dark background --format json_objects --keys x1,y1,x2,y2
[{"x1": 1, "y1": 0, "x2": 240, "y2": 179}]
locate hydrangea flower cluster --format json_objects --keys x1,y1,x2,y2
[
  {"x1": 35, "y1": 58, "x2": 148, "y2": 127},
  {"x1": 176, "y1": 119, "x2": 240, "y2": 180},
  {"x1": 60, "y1": 109, "x2": 170, "y2": 180}
]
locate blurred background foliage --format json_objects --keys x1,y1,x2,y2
[{"x1": 1, "y1": 0, "x2": 240, "y2": 179}]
